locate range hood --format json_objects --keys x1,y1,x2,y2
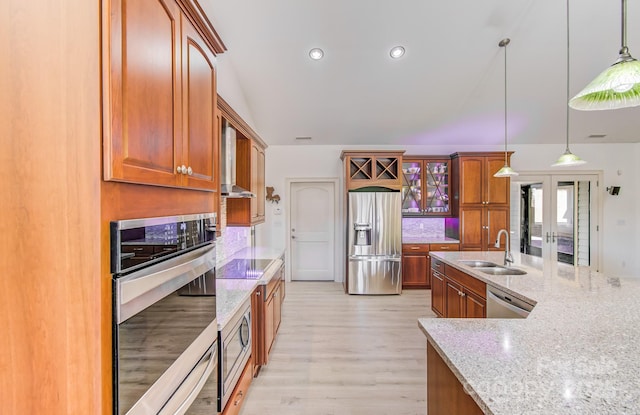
[{"x1": 221, "y1": 119, "x2": 254, "y2": 198}]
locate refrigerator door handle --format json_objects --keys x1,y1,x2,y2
[{"x1": 349, "y1": 255, "x2": 401, "y2": 262}]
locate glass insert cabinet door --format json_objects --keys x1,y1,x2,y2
[
  {"x1": 425, "y1": 161, "x2": 449, "y2": 214},
  {"x1": 401, "y1": 161, "x2": 422, "y2": 214},
  {"x1": 401, "y1": 160, "x2": 450, "y2": 215}
]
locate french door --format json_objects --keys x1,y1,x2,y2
[{"x1": 512, "y1": 173, "x2": 600, "y2": 270}]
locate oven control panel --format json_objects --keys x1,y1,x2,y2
[{"x1": 111, "y1": 213, "x2": 216, "y2": 275}]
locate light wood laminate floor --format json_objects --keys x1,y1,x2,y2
[{"x1": 239, "y1": 282, "x2": 435, "y2": 415}]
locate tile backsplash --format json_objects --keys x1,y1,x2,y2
[
  {"x1": 216, "y1": 226, "x2": 251, "y2": 265},
  {"x1": 402, "y1": 217, "x2": 445, "y2": 238}
]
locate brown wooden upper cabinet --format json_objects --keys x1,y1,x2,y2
[
  {"x1": 103, "y1": 0, "x2": 225, "y2": 191},
  {"x1": 450, "y1": 152, "x2": 512, "y2": 251},
  {"x1": 452, "y1": 152, "x2": 511, "y2": 207},
  {"x1": 401, "y1": 157, "x2": 451, "y2": 216},
  {"x1": 251, "y1": 142, "x2": 266, "y2": 223},
  {"x1": 340, "y1": 150, "x2": 405, "y2": 191},
  {"x1": 225, "y1": 135, "x2": 266, "y2": 226}
]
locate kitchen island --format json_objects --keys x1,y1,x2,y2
[{"x1": 420, "y1": 251, "x2": 640, "y2": 414}]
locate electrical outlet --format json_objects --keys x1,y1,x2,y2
[{"x1": 419, "y1": 222, "x2": 424, "y2": 230}]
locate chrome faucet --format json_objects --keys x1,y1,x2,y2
[{"x1": 495, "y1": 229, "x2": 513, "y2": 266}]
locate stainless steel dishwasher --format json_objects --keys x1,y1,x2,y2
[{"x1": 486, "y1": 285, "x2": 535, "y2": 318}]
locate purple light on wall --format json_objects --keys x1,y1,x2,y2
[{"x1": 401, "y1": 112, "x2": 528, "y2": 146}]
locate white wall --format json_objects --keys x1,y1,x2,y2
[
  {"x1": 216, "y1": 55, "x2": 257, "y2": 129},
  {"x1": 261, "y1": 143, "x2": 639, "y2": 280}
]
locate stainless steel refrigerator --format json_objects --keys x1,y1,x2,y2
[{"x1": 347, "y1": 191, "x2": 402, "y2": 294}]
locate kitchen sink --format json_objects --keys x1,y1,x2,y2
[
  {"x1": 458, "y1": 260, "x2": 499, "y2": 268},
  {"x1": 475, "y1": 266, "x2": 527, "y2": 276}
]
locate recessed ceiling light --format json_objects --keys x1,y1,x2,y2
[
  {"x1": 390, "y1": 46, "x2": 405, "y2": 59},
  {"x1": 309, "y1": 48, "x2": 324, "y2": 60}
]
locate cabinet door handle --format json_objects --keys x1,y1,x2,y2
[
  {"x1": 186, "y1": 166, "x2": 193, "y2": 176},
  {"x1": 410, "y1": 246, "x2": 420, "y2": 250},
  {"x1": 234, "y1": 390, "x2": 244, "y2": 406}
]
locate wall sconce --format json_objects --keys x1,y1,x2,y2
[
  {"x1": 607, "y1": 186, "x2": 621, "y2": 195},
  {"x1": 266, "y1": 186, "x2": 281, "y2": 203}
]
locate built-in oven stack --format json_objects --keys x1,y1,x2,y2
[{"x1": 111, "y1": 213, "x2": 218, "y2": 415}]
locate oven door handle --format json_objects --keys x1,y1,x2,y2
[
  {"x1": 159, "y1": 344, "x2": 218, "y2": 415},
  {"x1": 116, "y1": 244, "x2": 215, "y2": 323}
]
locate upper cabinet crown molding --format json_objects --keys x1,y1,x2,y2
[
  {"x1": 178, "y1": 0, "x2": 227, "y2": 54},
  {"x1": 217, "y1": 95, "x2": 268, "y2": 149}
]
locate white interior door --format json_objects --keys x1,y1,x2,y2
[
  {"x1": 512, "y1": 173, "x2": 600, "y2": 270},
  {"x1": 290, "y1": 182, "x2": 335, "y2": 281}
]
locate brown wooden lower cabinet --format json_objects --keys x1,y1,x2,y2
[
  {"x1": 251, "y1": 286, "x2": 263, "y2": 377},
  {"x1": 445, "y1": 278, "x2": 464, "y2": 318},
  {"x1": 403, "y1": 243, "x2": 459, "y2": 289},
  {"x1": 427, "y1": 341, "x2": 483, "y2": 415},
  {"x1": 402, "y1": 244, "x2": 430, "y2": 289},
  {"x1": 221, "y1": 357, "x2": 253, "y2": 415},
  {"x1": 251, "y1": 264, "x2": 285, "y2": 376},
  {"x1": 430, "y1": 259, "x2": 486, "y2": 318},
  {"x1": 464, "y1": 289, "x2": 487, "y2": 318},
  {"x1": 430, "y1": 267, "x2": 445, "y2": 317}
]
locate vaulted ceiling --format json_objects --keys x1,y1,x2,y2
[{"x1": 204, "y1": 0, "x2": 640, "y2": 146}]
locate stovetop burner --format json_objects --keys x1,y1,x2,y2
[{"x1": 216, "y1": 258, "x2": 274, "y2": 279}]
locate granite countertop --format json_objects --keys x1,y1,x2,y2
[
  {"x1": 420, "y1": 251, "x2": 640, "y2": 414},
  {"x1": 216, "y1": 247, "x2": 285, "y2": 330},
  {"x1": 223, "y1": 246, "x2": 285, "y2": 263},
  {"x1": 402, "y1": 236, "x2": 460, "y2": 244}
]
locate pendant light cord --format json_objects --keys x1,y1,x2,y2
[
  {"x1": 503, "y1": 40, "x2": 508, "y2": 165},
  {"x1": 565, "y1": 0, "x2": 571, "y2": 152},
  {"x1": 621, "y1": 0, "x2": 628, "y2": 53}
]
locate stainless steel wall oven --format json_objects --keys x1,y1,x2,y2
[{"x1": 111, "y1": 213, "x2": 218, "y2": 415}]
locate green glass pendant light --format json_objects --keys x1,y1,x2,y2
[{"x1": 569, "y1": 0, "x2": 640, "y2": 110}]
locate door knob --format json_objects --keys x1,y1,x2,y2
[{"x1": 291, "y1": 235, "x2": 296, "y2": 239}]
